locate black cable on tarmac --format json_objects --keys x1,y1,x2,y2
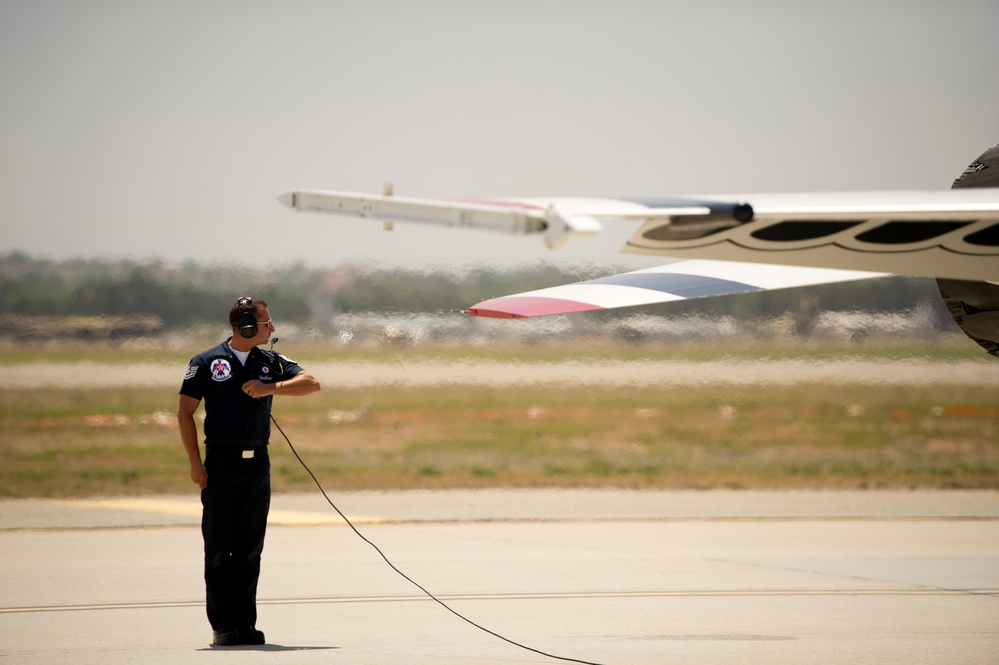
[{"x1": 270, "y1": 413, "x2": 606, "y2": 665}]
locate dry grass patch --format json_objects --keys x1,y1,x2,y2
[{"x1": 1, "y1": 377, "x2": 996, "y2": 498}]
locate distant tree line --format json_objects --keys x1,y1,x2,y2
[
  {"x1": 1, "y1": 256, "x2": 240, "y2": 324},
  {"x1": 0, "y1": 251, "x2": 950, "y2": 329}
]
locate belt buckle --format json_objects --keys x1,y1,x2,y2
[{"x1": 242, "y1": 449, "x2": 254, "y2": 459}]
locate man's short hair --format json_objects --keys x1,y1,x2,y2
[{"x1": 229, "y1": 297, "x2": 269, "y2": 329}]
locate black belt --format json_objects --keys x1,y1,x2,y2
[{"x1": 205, "y1": 445, "x2": 268, "y2": 459}]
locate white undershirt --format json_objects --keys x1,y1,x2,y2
[{"x1": 231, "y1": 348, "x2": 250, "y2": 366}]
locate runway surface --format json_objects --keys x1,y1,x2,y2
[{"x1": 1, "y1": 490, "x2": 997, "y2": 664}]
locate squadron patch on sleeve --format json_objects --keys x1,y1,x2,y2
[{"x1": 184, "y1": 365, "x2": 198, "y2": 381}]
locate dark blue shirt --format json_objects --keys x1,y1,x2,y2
[{"x1": 179, "y1": 338, "x2": 303, "y2": 449}]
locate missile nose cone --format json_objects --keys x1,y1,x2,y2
[{"x1": 277, "y1": 191, "x2": 296, "y2": 209}]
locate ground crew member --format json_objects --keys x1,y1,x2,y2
[{"x1": 177, "y1": 297, "x2": 321, "y2": 646}]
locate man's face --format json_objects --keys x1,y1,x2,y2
[{"x1": 251, "y1": 306, "x2": 275, "y2": 344}]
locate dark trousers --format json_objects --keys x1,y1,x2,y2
[{"x1": 201, "y1": 447, "x2": 270, "y2": 632}]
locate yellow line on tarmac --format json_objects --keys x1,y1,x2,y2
[
  {"x1": 70, "y1": 498, "x2": 202, "y2": 517},
  {"x1": 66, "y1": 497, "x2": 383, "y2": 526}
]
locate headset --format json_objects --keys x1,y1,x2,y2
[{"x1": 236, "y1": 296, "x2": 258, "y2": 339}]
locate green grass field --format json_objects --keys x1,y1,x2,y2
[{"x1": 2, "y1": 339, "x2": 996, "y2": 498}]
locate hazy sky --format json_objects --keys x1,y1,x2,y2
[{"x1": 1, "y1": 0, "x2": 997, "y2": 269}]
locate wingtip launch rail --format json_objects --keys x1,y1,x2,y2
[{"x1": 276, "y1": 189, "x2": 753, "y2": 249}]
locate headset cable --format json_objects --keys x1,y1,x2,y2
[{"x1": 269, "y1": 413, "x2": 606, "y2": 665}]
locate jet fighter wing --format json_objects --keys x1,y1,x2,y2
[
  {"x1": 465, "y1": 260, "x2": 885, "y2": 318},
  {"x1": 279, "y1": 145, "x2": 999, "y2": 356},
  {"x1": 278, "y1": 188, "x2": 999, "y2": 281}
]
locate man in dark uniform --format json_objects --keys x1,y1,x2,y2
[{"x1": 177, "y1": 297, "x2": 320, "y2": 646}]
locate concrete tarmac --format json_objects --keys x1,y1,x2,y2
[{"x1": 1, "y1": 490, "x2": 997, "y2": 664}]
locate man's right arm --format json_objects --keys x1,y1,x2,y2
[{"x1": 177, "y1": 394, "x2": 207, "y2": 490}]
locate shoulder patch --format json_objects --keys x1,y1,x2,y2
[{"x1": 184, "y1": 365, "x2": 198, "y2": 381}]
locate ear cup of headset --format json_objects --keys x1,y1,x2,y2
[{"x1": 238, "y1": 310, "x2": 258, "y2": 338}]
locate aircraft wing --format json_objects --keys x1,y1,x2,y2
[
  {"x1": 278, "y1": 188, "x2": 999, "y2": 282},
  {"x1": 464, "y1": 260, "x2": 885, "y2": 318},
  {"x1": 280, "y1": 146, "x2": 999, "y2": 355}
]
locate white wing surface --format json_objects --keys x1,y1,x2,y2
[{"x1": 623, "y1": 190, "x2": 999, "y2": 282}]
